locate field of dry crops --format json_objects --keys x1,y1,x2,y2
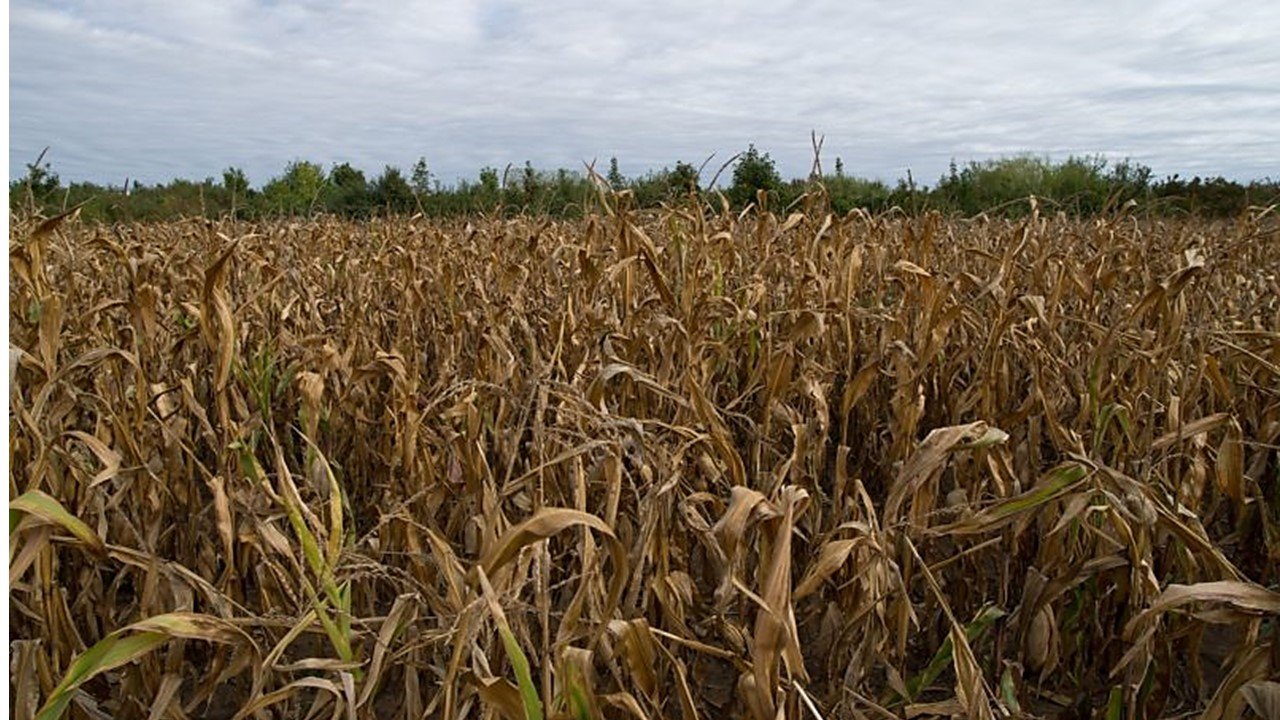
[{"x1": 9, "y1": 198, "x2": 1280, "y2": 719}]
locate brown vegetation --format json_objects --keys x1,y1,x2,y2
[{"x1": 9, "y1": 197, "x2": 1280, "y2": 719}]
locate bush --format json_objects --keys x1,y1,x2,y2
[
  {"x1": 728, "y1": 144, "x2": 782, "y2": 209},
  {"x1": 931, "y1": 155, "x2": 1155, "y2": 216}
]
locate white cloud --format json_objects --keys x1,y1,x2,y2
[{"x1": 10, "y1": 0, "x2": 1280, "y2": 186}]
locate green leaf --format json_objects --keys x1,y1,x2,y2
[
  {"x1": 498, "y1": 625, "x2": 544, "y2": 720},
  {"x1": 1106, "y1": 685, "x2": 1124, "y2": 720},
  {"x1": 936, "y1": 462, "x2": 1089, "y2": 536},
  {"x1": 905, "y1": 604, "x2": 1006, "y2": 699},
  {"x1": 567, "y1": 682, "x2": 592, "y2": 720},
  {"x1": 10, "y1": 490, "x2": 104, "y2": 554},
  {"x1": 36, "y1": 612, "x2": 244, "y2": 720},
  {"x1": 38, "y1": 632, "x2": 169, "y2": 720},
  {"x1": 478, "y1": 567, "x2": 544, "y2": 720},
  {"x1": 1000, "y1": 666, "x2": 1022, "y2": 712}
]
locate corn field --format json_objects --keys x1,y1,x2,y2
[{"x1": 8, "y1": 195, "x2": 1280, "y2": 719}]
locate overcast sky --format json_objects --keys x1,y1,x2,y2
[{"x1": 9, "y1": 1, "x2": 1280, "y2": 188}]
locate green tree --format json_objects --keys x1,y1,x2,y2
[
  {"x1": 222, "y1": 167, "x2": 249, "y2": 196},
  {"x1": 728, "y1": 144, "x2": 781, "y2": 209},
  {"x1": 479, "y1": 167, "x2": 500, "y2": 195},
  {"x1": 520, "y1": 161, "x2": 539, "y2": 207},
  {"x1": 467, "y1": 166, "x2": 500, "y2": 213},
  {"x1": 823, "y1": 173, "x2": 891, "y2": 214},
  {"x1": 12, "y1": 149, "x2": 62, "y2": 214},
  {"x1": 546, "y1": 168, "x2": 591, "y2": 216},
  {"x1": 262, "y1": 160, "x2": 326, "y2": 216},
  {"x1": 930, "y1": 155, "x2": 1156, "y2": 216},
  {"x1": 629, "y1": 161, "x2": 700, "y2": 207},
  {"x1": 411, "y1": 157, "x2": 432, "y2": 195},
  {"x1": 371, "y1": 165, "x2": 415, "y2": 214},
  {"x1": 670, "y1": 161, "x2": 699, "y2": 195},
  {"x1": 324, "y1": 162, "x2": 370, "y2": 218},
  {"x1": 222, "y1": 167, "x2": 250, "y2": 216},
  {"x1": 607, "y1": 157, "x2": 625, "y2": 190}
]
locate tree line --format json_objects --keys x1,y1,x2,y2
[{"x1": 10, "y1": 147, "x2": 1279, "y2": 222}]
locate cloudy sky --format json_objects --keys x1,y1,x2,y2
[{"x1": 9, "y1": 1, "x2": 1280, "y2": 188}]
